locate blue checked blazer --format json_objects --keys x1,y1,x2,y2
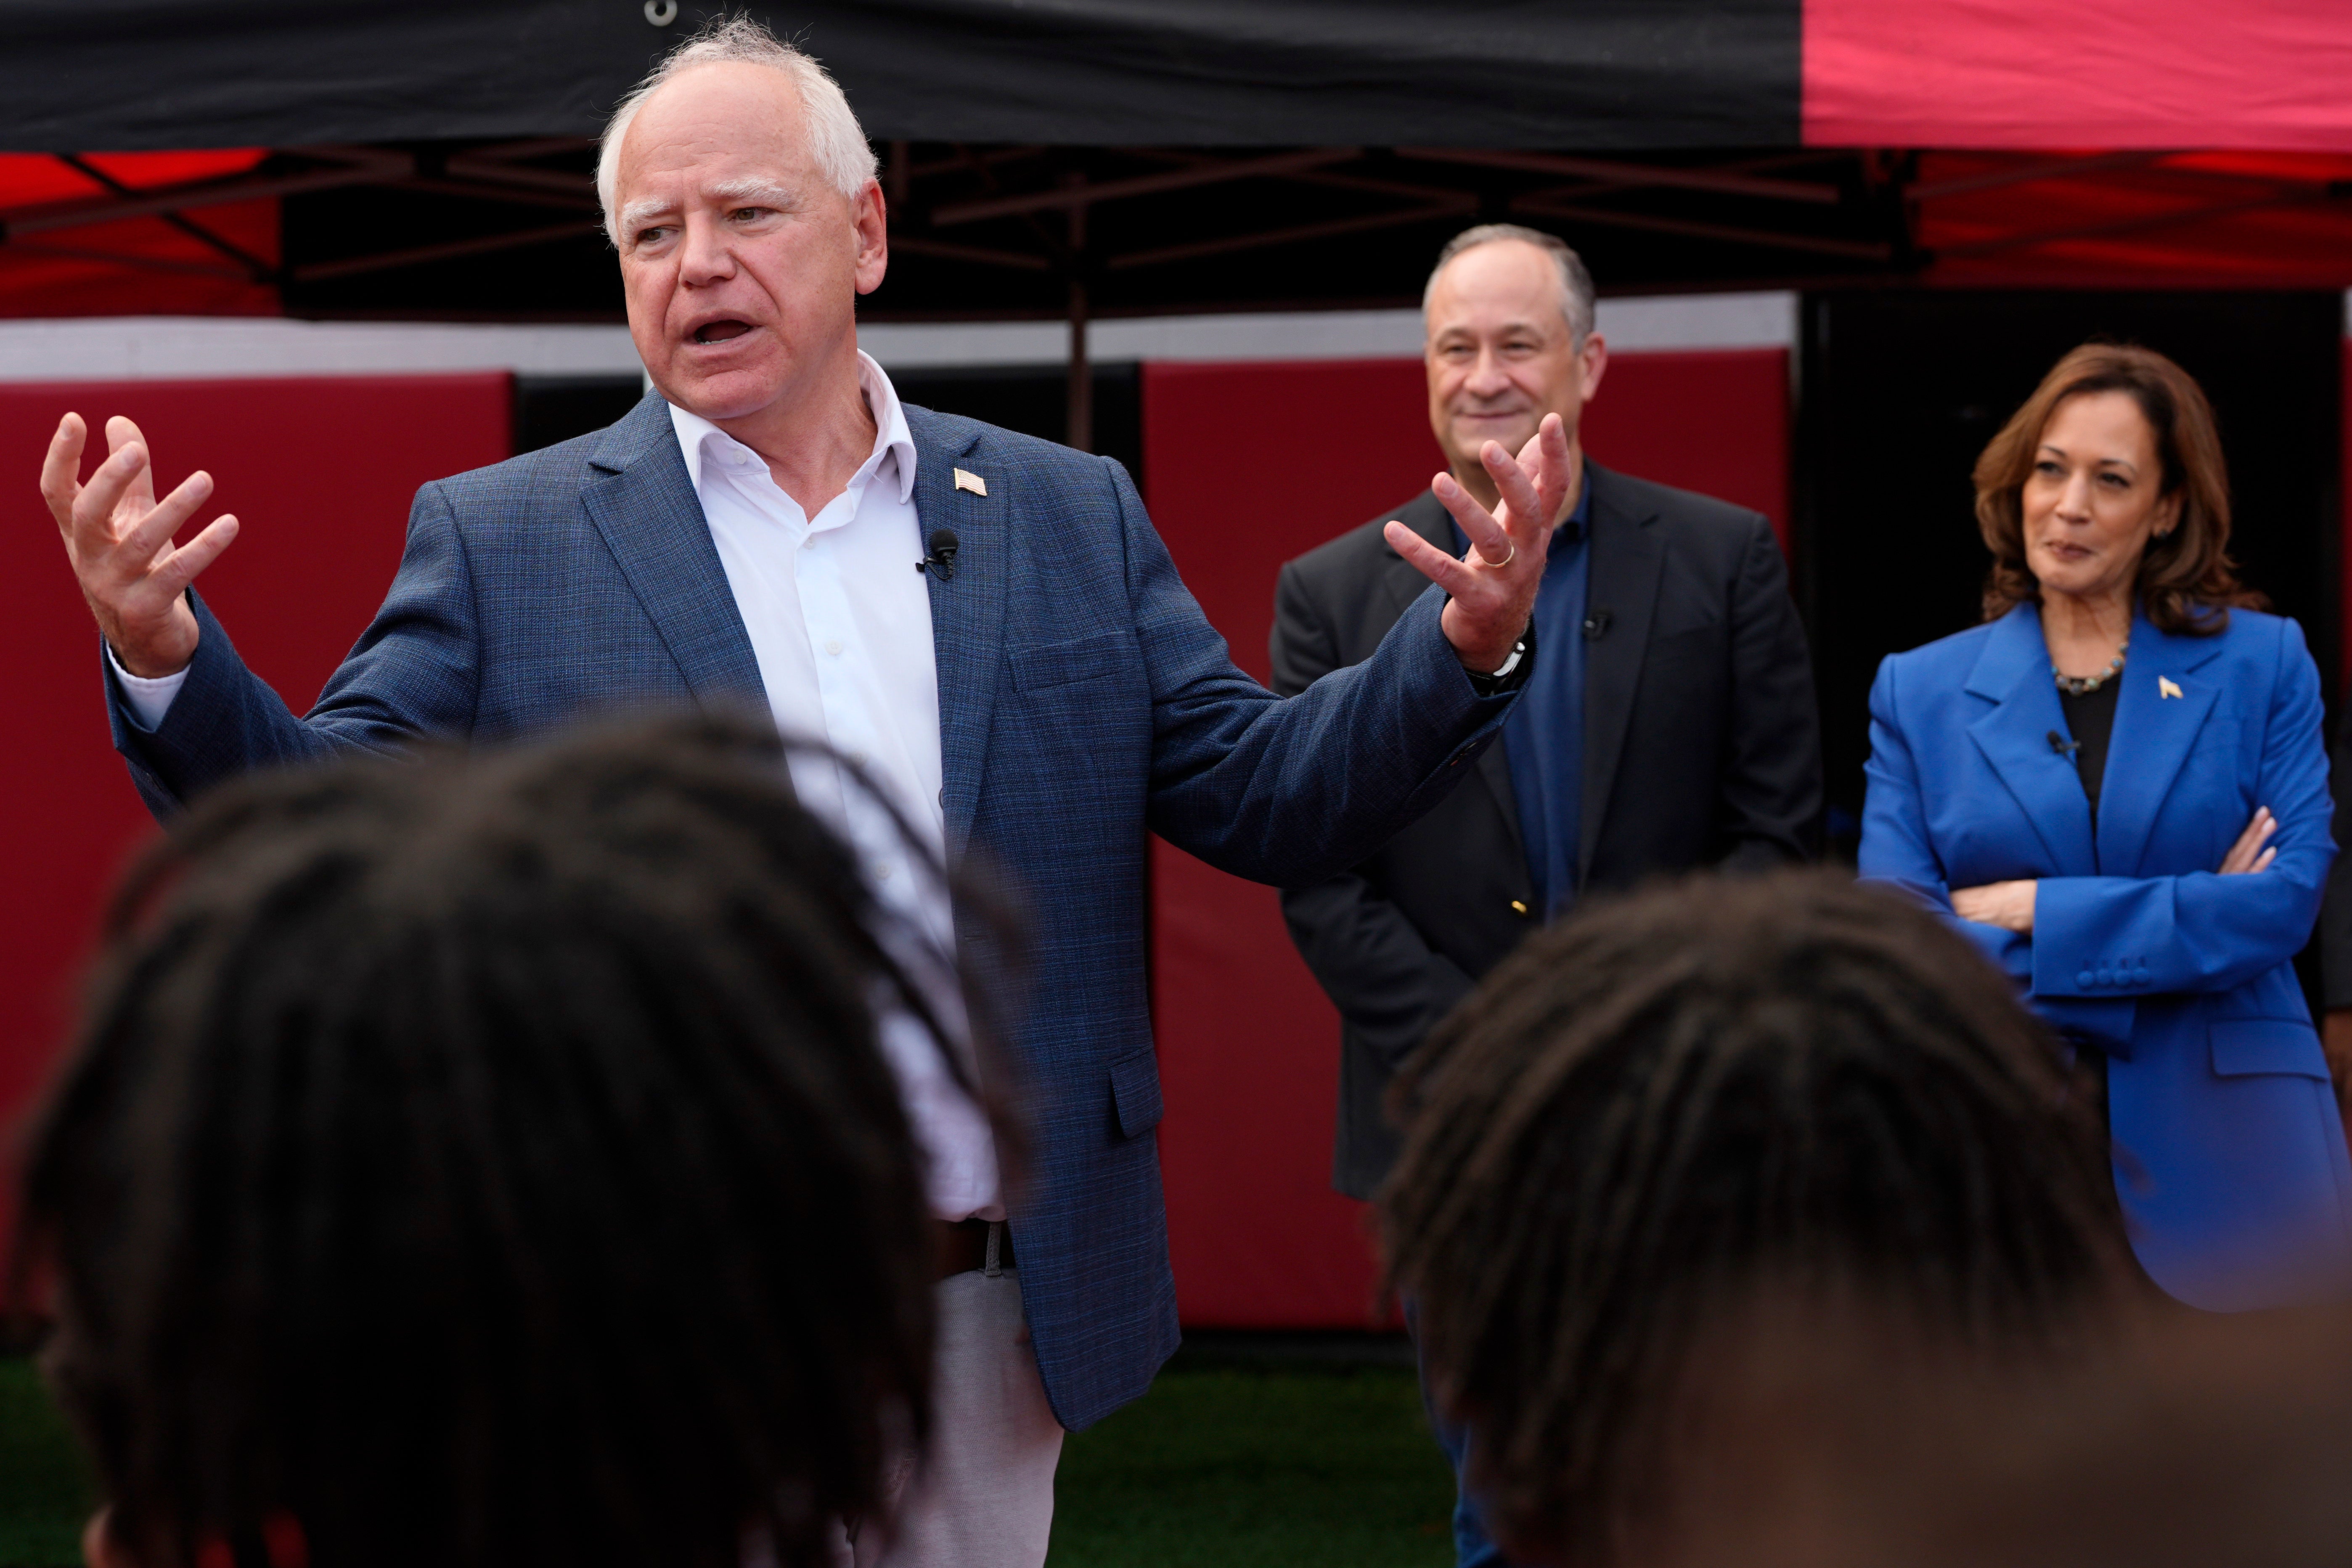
[
  {"x1": 105, "y1": 391, "x2": 1517, "y2": 1429},
  {"x1": 1860, "y1": 602, "x2": 2352, "y2": 1310}
]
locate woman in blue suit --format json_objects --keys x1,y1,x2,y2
[{"x1": 1861, "y1": 342, "x2": 2352, "y2": 1311}]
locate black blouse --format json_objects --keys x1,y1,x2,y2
[
  {"x1": 2059, "y1": 678, "x2": 2123, "y2": 1114},
  {"x1": 2060, "y1": 678, "x2": 2121, "y2": 828}
]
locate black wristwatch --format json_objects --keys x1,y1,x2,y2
[{"x1": 1464, "y1": 620, "x2": 1536, "y2": 698}]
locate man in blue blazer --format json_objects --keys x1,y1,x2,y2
[{"x1": 40, "y1": 21, "x2": 1563, "y2": 1565}]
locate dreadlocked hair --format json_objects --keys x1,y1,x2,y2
[
  {"x1": 1380, "y1": 869, "x2": 2130, "y2": 1567},
  {"x1": 13, "y1": 712, "x2": 1000, "y2": 1568}
]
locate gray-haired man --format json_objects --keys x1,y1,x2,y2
[
  {"x1": 45, "y1": 23, "x2": 1576, "y2": 1568},
  {"x1": 1272, "y1": 225, "x2": 1823, "y2": 1566}
]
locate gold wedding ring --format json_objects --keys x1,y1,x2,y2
[{"x1": 1478, "y1": 543, "x2": 1516, "y2": 569}]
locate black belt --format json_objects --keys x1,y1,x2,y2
[{"x1": 933, "y1": 1217, "x2": 1013, "y2": 1279}]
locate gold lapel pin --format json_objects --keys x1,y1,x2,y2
[
  {"x1": 2159, "y1": 677, "x2": 2184, "y2": 699},
  {"x1": 953, "y1": 468, "x2": 988, "y2": 497}
]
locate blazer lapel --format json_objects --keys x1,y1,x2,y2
[
  {"x1": 580, "y1": 393, "x2": 767, "y2": 710},
  {"x1": 2094, "y1": 614, "x2": 2226, "y2": 876},
  {"x1": 1577, "y1": 464, "x2": 1665, "y2": 880},
  {"x1": 1963, "y1": 604, "x2": 2095, "y2": 874},
  {"x1": 1385, "y1": 490, "x2": 1526, "y2": 858},
  {"x1": 907, "y1": 407, "x2": 1008, "y2": 856}
]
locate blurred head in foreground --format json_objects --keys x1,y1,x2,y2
[
  {"x1": 1381, "y1": 869, "x2": 2131, "y2": 1566},
  {"x1": 1769, "y1": 1303, "x2": 2352, "y2": 1568},
  {"x1": 15, "y1": 716, "x2": 952, "y2": 1568}
]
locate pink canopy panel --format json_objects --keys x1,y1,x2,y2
[{"x1": 1806, "y1": 0, "x2": 2352, "y2": 151}]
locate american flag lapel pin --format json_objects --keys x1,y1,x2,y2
[
  {"x1": 953, "y1": 468, "x2": 988, "y2": 497},
  {"x1": 2159, "y1": 677, "x2": 2183, "y2": 699}
]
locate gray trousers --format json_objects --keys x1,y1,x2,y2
[{"x1": 832, "y1": 1266, "x2": 1065, "y2": 1567}]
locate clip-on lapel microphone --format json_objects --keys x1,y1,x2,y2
[{"x1": 918, "y1": 529, "x2": 960, "y2": 582}]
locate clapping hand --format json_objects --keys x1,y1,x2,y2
[
  {"x1": 1383, "y1": 413, "x2": 1572, "y2": 674},
  {"x1": 40, "y1": 413, "x2": 240, "y2": 678}
]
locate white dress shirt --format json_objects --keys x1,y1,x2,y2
[
  {"x1": 115, "y1": 353, "x2": 1002, "y2": 1221},
  {"x1": 672, "y1": 354, "x2": 1002, "y2": 1222}
]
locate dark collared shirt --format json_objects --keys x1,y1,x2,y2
[{"x1": 1455, "y1": 470, "x2": 1592, "y2": 917}]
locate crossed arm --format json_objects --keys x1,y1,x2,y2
[
  {"x1": 1861, "y1": 635, "x2": 2331, "y2": 1020},
  {"x1": 1949, "y1": 809, "x2": 2278, "y2": 931}
]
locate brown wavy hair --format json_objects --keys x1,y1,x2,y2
[{"x1": 1974, "y1": 342, "x2": 2263, "y2": 635}]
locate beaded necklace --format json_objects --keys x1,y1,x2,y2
[{"x1": 2053, "y1": 635, "x2": 2128, "y2": 696}]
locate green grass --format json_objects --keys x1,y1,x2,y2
[
  {"x1": 1053, "y1": 1362, "x2": 1455, "y2": 1567},
  {"x1": 0, "y1": 1356, "x2": 1453, "y2": 1568},
  {"x1": 0, "y1": 1361, "x2": 94, "y2": 1568}
]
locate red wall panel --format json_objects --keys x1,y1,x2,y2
[
  {"x1": 1144, "y1": 349, "x2": 1788, "y2": 1326},
  {"x1": 0, "y1": 375, "x2": 510, "y2": 1160}
]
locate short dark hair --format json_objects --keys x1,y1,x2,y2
[
  {"x1": 15, "y1": 715, "x2": 967, "y2": 1568},
  {"x1": 1380, "y1": 870, "x2": 2128, "y2": 1566}
]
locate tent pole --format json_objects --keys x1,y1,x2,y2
[
  {"x1": 1064, "y1": 173, "x2": 1092, "y2": 454},
  {"x1": 1066, "y1": 277, "x2": 1092, "y2": 454}
]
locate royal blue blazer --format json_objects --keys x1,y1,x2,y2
[
  {"x1": 101, "y1": 393, "x2": 1519, "y2": 1428},
  {"x1": 1860, "y1": 601, "x2": 2352, "y2": 1310}
]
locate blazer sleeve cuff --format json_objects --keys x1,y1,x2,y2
[
  {"x1": 1394, "y1": 582, "x2": 1521, "y2": 767},
  {"x1": 104, "y1": 591, "x2": 256, "y2": 817},
  {"x1": 2031, "y1": 876, "x2": 2167, "y2": 999}
]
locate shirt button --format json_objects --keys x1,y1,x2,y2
[
  {"x1": 2077, "y1": 970, "x2": 2097, "y2": 988},
  {"x1": 2095, "y1": 969, "x2": 2113, "y2": 988},
  {"x1": 824, "y1": 640, "x2": 844, "y2": 656},
  {"x1": 874, "y1": 863, "x2": 893, "y2": 881},
  {"x1": 849, "y1": 751, "x2": 868, "y2": 769}
]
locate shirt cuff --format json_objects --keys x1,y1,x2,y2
[{"x1": 107, "y1": 642, "x2": 189, "y2": 732}]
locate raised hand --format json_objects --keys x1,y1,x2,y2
[
  {"x1": 2218, "y1": 806, "x2": 2278, "y2": 874},
  {"x1": 1384, "y1": 412, "x2": 1572, "y2": 674},
  {"x1": 41, "y1": 413, "x2": 240, "y2": 678}
]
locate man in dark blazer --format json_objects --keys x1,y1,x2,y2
[
  {"x1": 39, "y1": 30, "x2": 1570, "y2": 1568},
  {"x1": 1272, "y1": 226, "x2": 1820, "y2": 1567}
]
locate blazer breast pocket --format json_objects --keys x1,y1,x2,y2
[
  {"x1": 2210, "y1": 1018, "x2": 2329, "y2": 1080},
  {"x1": 1009, "y1": 629, "x2": 1131, "y2": 693}
]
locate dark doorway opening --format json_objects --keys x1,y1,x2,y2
[
  {"x1": 1797, "y1": 290, "x2": 2344, "y2": 859},
  {"x1": 885, "y1": 363, "x2": 1144, "y2": 487}
]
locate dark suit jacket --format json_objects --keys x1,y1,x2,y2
[
  {"x1": 1271, "y1": 461, "x2": 1822, "y2": 1197},
  {"x1": 103, "y1": 392, "x2": 1520, "y2": 1430}
]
